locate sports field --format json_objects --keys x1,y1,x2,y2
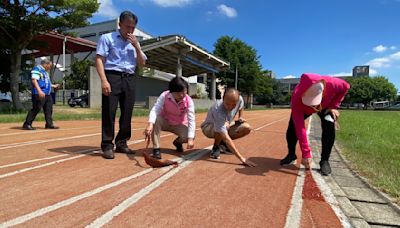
[{"x1": 0, "y1": 109, "x2": 345, "y2": 227}]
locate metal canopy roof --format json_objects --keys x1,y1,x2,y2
[
  {"x1": 140, "y1": 35, "x2": 230, "y2": 77},
  {"x1": 29, "y1": 32, "x2": 97, "y2": 57}
]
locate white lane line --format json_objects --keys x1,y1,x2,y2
[
  {"x1": 312, "y1": 171, "x2": 351, "y2": 228},
  {"x1": 0, "y1": 133, "x2": 100, "y2": 150},
  {"x1": 0, "y1": 112, "x2": 280, "y2": 149},
  {"x1": 0, "y1": 126, "x2": 98, "y2": 137},
  {"x1": 0, "y1": 115, "x2": 283, "y2": 174},
  {"x1": 0, "y1": 114, "x2": 286, "y2": 226},
  {"x1": 0, "y1": 152, "x2": 95, "y2": 179},
  {"x1": 0, "y1": 154, "x2": 69, "y2": 169},
  {"x1": 0, "y1": 168, "x2": 154, "y2": 227},
  {"x1": 0, "y1": 134, "x2": 171, "y2": 179},
  {"x1": 86, "y1": 147, "x2": 211, "y2": 228},
  {"x1": 86, "y1": 117, "x2": 288, "y2": 227},
  {"x1": 284, "y1": 115, "x2": 312, "y2": 228},
  {"x1": 308, "y1": 117, "x2": 351, "y2": 228},
  {"x1": 0, "y1": 147, "x2": 209, "y2": 227},
  {"x1": 254, "y1": 117, "x2": 287, "y2": 131},
  {"x1": 284, "y1": 167, "x2": 306, "y2": 228},
  {"x1": 0, "y1": 128, "x2": 146, "y2": 150}
]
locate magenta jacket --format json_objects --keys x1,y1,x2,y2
[{"x1": 291, "y1": 73, "x2": 350, "y2": 158}]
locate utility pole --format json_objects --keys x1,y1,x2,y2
[
  {"x1": 62, "y1": 36, "x2": 66, "y2": 105},
  {"x1": 235, "y1": 65, "x2": 238, "y2": 89}
]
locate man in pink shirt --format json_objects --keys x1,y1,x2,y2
[
  {"x1": 144, "y1": 77, "x2": 195, "y2": 159},
  {"x1": 280, "y1": 73, "x2": 350, "y2": 175}
]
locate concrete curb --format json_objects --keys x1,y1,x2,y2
[
  {"x1": 333, "y1": 143, "x2": 400, "y2": 214},
  {"x1": 309, "y1": 115, "x2": 400, "y2": 227}
]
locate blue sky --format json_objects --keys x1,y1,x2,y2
[{"x1": 92, "y1": 0, "x2": 400, "y2": 91}]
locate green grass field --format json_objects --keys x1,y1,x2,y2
[{"x1": 336, "y1": 110, "x2": 400, "y2": 202}]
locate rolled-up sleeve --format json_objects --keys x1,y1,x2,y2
[{"x1": 187, "y1": 98, "x2": 195, "y2": 138}]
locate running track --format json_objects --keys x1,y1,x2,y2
[{"x1": 0, "y1": 110, "x2": 346, "y2": 227}]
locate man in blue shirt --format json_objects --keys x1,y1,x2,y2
[
  {"x1": 23, "y1": 58, "x2": 60, "y2": 130},
  {"x1": 96, "y1": 11, "x2": 147, "y2": 159}
]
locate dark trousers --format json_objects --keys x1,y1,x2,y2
[
  {"x1": 101, "y1": 72, "x2": 136, "y2": 151},
  {"x1": 24, "y1": 94, "x2": 54, "y2": 127},
  {"x1": 286, "y1": 110, "x2": 335, "y2": 161}
]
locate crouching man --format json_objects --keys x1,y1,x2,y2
[{"x1": 201, "y1": 88, "x2": 256, "y2": 167}]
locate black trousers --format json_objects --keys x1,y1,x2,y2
[
  {"x1": 101, "y1": 72, "x2": 136, "y2": 151},
  {"x1": 286, "y1": 110, "x2": 335, "y2": 161},
  {"x1": 24, "y1": 94, "x2": 54, "y2": 127}
]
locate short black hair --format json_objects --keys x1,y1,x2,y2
[
  {"x1": 169, "y1": 77, "x2": 189, "y2": 93},
  {"x1": 119, "y1": 11, "x2": 138, "y2": 24}
]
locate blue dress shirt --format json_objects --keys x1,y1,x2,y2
[{"x1": 96, "y1": 30, "x2": 146, "y2": 74}]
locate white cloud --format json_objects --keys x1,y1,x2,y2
[
  {"x1": 283, "y1": 75, "x2": 296, "y2": 79},
  {"x1": 373, "y1": 45, "x2": 388, "y2": 53},
  {"x1": 151, "y1": 0, "x2": 194, "y2": 7},
  {"x1": 366, "y1": 57, "x2": 391, "y2": 68},
  {"x1": 366, "y1": 51, "x2": 400, "y2": 69},
  {"x1": 369, "y1": 68, "x2": 378, "y2": 76},
  {"x1": 217, "y1": 4, "x2": 237, "y2": 18},
  {"x1": 97, "y1": 0, "x2": 119, "y2": 19},
  {"x1": 330, "y1": 72, "x2": 352, "y2": 77},
  {"x1": 390, "y1": 51, "x2": 400, "y2": 60},
  {"x1": 390, "y1": 46, "x2": 397, "y2": 50}
]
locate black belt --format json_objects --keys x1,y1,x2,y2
[{"x1": 105, "y1": 70, "x2": 135, "y2": 77}]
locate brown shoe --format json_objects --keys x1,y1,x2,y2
[
  {"x1": 115, "y1": 147, "x2": 135, "y2": 154},
  {"x1": 102, "y1": 149, "x2": 114, "y2": 159}
]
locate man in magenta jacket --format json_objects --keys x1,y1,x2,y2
[{"x1": 280, "y1": 73, "x2": 350, "y2": 175}]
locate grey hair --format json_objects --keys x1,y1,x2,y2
[{"x1": 40, "y1": 58, "x2": 52, "y2": 65}]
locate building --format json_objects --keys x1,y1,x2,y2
[
  {"x1": 278, "y1": 74, "x2": 353, "y2": 95},
  {"x1": 352, "y1": 65, "x2": 369, "y2": 77}
]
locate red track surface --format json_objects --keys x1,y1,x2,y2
[{"x1": 0, "y1": 110, "x2": 342, "y2": 227}]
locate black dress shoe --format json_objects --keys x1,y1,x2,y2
[
  {"x1": 280, "y1": 154, "x2": 297, "y2": 166},
  {"x1": 45, "y1": 125, "x2": 59, "y2": 129},
  {"x1": 152, "y1": 148, "x2": 162, "y2": 159},
  {"x1": 173, "y1": 139, "x2": 183, "y2": 152},
  {"x1": 115, "y1": 147, "x2": 135, "y2": 154},
  {"x1": 102, "y1": 149, "x2": 115, "y2": 159},
  {"x1": 22, "y1": 124, "x2": 35, "y2": 130},
  {"x1": 320, "y1": 160, "x2": 332, "y2": 176}
]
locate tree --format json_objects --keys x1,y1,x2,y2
[
  {"x1": 64, "y1": 58, "x2": 93, "y2": 90},
  {"x1": 0, "y1": 0, "x2": 99, "y2": 109},
  {"x1": 213, "y1": 36, "x2": 262, "y2": 105},
  {"x1": 345, "y1": 76, "x2": 397, "y2": 107}
]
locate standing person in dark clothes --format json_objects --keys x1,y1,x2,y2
[
  {"x1": 23, "y1": 58, "x2": 60, "y2": 130},
  {"x1": 96, "y1": 11, "x2": 147, "y2": 159}
]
